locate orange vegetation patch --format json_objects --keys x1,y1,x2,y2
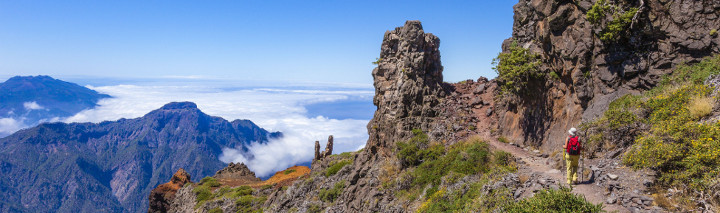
[
  {"x1": 252, "y1": 166, "x2": 311, "y2": 188},
  {"x1": 216, "y1": 166, "x2": 311, "y2": 189}
]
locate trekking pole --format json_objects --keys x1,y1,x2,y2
[{"x1": 581, "y1": 152, "x2": 584, "y2": 184}]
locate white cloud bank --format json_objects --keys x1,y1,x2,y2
[
  {"x1": 62, "y1": 82, "x2": 373, "y2": 177},
  {"x1": 23, "y1": 101, "x2": 44, "y2": 110},
  {"x1": 0, "y1": 117, "x2": 24, "y2": 136}
]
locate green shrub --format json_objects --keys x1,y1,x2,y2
[
  {"x1": 230, "y1": 186, "x2": 254, "y2": 198},
  {"x1": 492, "y1": 41, "x2": 542, "y2": 95},
  {"x1": 235, "y1": 195, "x2": 266, "y2": 213},
  {"x1": 338, "y1": 151, "x2": 354, "y2": 159},
  {"x1": 261, "y1": 184, "x2": 273, "y2": 190},
  {"x1": 583, "y1": 55, "x2": 720, "y2": 194},
  {"x1": 325, "y1": 160, "x2": 352, "y2": 177},
  {"x1": 586, "y1": 0, "x2": 610, "y2": 24},
  {"x1": 659, "y1": 55, "x2": 720, "y2": 87},
  {"x1": 419, "y1": 182, "x2": 514, "y2": 212},
  {"x1": 208, "y1": 208, "x2": 223, "y2": 213},
  {"x1": 494, "y1": 151, "x2": 514, "y2": 168},
  {"x1": 284, "y1": 169, "x2": 296, "y2": 175},
  {"x1": 215, "y1": 186, "x2": 233, "y2": 197},
  {"x1": 193, "y1": 185, "x2": 212, "y2": 204},
  {"x1": 497, "y1": 136, "x2": 509, "y2": 143},
  {"x1": 600, "y1": 7, "x2": 638, "y2": 42},
  {"x1": 503, "y1": 187, "x2": 603, "y2": 212},
  {"x1": 397, "y1": 129, "x2": 444, "y2": 167},
  {"x1": 411, "y1": 140, "x2": 490, "y2": 190},
  {"x1": 199, "y1": 176, "x2": 221, "y2": 187},
  {"x1": 710, "y1": 29, "x2": 718, "y2": 37},
  {"x1": 549, "y1": 71, "x2": 560, "y2": 80},
  {"x1": 604, "y1": 94, "x2": 641, "y2": 129},
  {"x1": 235, "y1": 195, "x2": 254, "y2": 207},
  {"x1": 307, "y1": 204, "x2": 322, "y2": 213},
  {"x1": 372, "y1": 57, "x2": 382, "y2": 65},
  {"x1": 319, "y1": 181, "x2": 345, "y2": 202}
]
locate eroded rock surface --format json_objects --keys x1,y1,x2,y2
[
  {"x1": 213, "y1": 162, "x2": 260, "y2": 183},
  {"x1": 496, "y1": 0, "x2": 720, "y2": 152},
  {"x1": 366, "y1": 20, "x2": 449, "y2": 158},
  {"x1": 148, "y1": 169, "x2": 192, "y2": 213},
  {"x1": 314, "y1": 135, "x2": 334, "y2": 161}
]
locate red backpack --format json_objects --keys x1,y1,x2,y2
[{"x1": 566, "y1": 136, "x2": 580, "y2": 155}]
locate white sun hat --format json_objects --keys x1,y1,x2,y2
[{"x1": 568, "y1": 128, "x2": 577, "y2": 136}]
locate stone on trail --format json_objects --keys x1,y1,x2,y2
[{"x1": 607, "y1": 174, "x2": 619, "y2": 180}]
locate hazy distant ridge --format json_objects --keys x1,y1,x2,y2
[{"x1": 0, "y1": 75, "x2": 110, "y2": 136}]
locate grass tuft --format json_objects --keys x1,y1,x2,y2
[{"x1": 688, "y1": 95, "x2": 714, "y2": 119}]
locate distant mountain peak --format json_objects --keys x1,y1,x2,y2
[
  {"x1": 0, "y1": 75, "x2": 111, "y2": 136},
  {"x1": 0, "y1": 101, "x2": 278, "y2": 212},
  {"x1": 6, "y1": 75, "x2": 50, "y2": 82},
  {"x1": 160, "y1": 102, "x2": 198, "y2": 110}
]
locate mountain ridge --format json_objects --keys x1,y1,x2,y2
[
  {"x1": 0, "y1": 101, "x2": 279, "y2": 212},
  {"x1": 0, "y1": 75, "x2": 110, "y2": 137}
]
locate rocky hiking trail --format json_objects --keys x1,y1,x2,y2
[
  {"x1": 454, "y1": 80, "x2": 660, "y2": 212},
  {"x1": 484, "y1": 136, "x2": 630, "y2": 212}
]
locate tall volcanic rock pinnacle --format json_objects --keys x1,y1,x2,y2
[
  {"x1": 366, "y1": 20, "x2": 447, "y2": 157},
  {"x1": 250, "y1": 21, "x2": 451, "y2": 213},
  {"x1": 495, "y1": 0, "x2": 720, "y2": 150}
]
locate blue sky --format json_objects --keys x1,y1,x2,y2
[{"x1": 0, "y1": 0, "x2": 516, "y2": 85}]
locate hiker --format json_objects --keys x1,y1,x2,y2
[{"x1": 563, "y1": 127, "x2": 582, "y2": 185}]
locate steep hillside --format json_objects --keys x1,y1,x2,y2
[
  {"x1": 0, "y1": 75, "x2": 111, "y2": 136},
  {"x1": 151, "y1": 21, "x2": 607, "y2": 213},
  {"x1": 0, "y1": 102, "x2": 279, "y2": 212},
  {"x1": 580, "y1": 55, "x2": 720, "y2": 211},
  {"x1": 495, "y1": 0, "x2": 720, "y2": 152}
]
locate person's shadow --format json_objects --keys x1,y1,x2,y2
[{"x1": 578, "y1": 165, "x2": 596, "y2": 184}]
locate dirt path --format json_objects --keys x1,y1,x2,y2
[{"x1": 484, "y1": 135, "x2": 629, "y2": 212}]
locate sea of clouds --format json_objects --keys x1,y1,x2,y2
[{"x1": 1, "y1": 79, "x2": 374, "y2": 177}]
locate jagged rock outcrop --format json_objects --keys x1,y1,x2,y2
[
  {"x1": 148, "y1": 169, "x2": 192, "y2": 213},
  {"x1": 259, "y1": 20, "x2": 452, "y2": 213},
  {"x1": 496, "y1": 0, "x2": 720, "y2": 151},
  {"x1": 147, "y1": 21, "x2": 458, "y2": 213},
  {"x1": 213, "y1": 162, "x2": 260, "y2": 182},
  {"x1": 314, "y1": 135, "x2": 334, "y2": 161},
  {"x1": 366, "y1": 20, "x2": 449, "y2": 158}
]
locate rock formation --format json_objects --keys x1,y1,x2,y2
[
  {"x1": 259, "y1": 20, "x2": 453, "y2": 213},
  {"x1": 366, "y1": 20, "x2": 449, "y2": 158},
  {"x1": 213, "y1": 162, "x2": 261, "y2": 182},
  {"x1": 146, "y1": 3, "x2": 720, "y2": 211},
  {"x1": 314, "y1": 135, "x2": 334, "y2": 161},
  {"x1": 148, "y1": 169, "x2": 192, "y2": 213},
  {"x1": 495, "y1": 0, "x2": 720, "y2": 151}
]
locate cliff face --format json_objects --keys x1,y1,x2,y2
[{"x1": 496, "y1": 0, "x2": 720, "y2": 150}]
